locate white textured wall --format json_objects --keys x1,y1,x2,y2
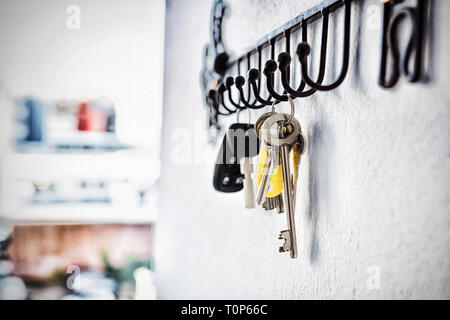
[{"x1": 155, "y1": 0, "x2": 450, "y2": 299}]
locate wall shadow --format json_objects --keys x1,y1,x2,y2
[
  {"x1": 306, "y1": 121, "x2": 333, "y2": 265},
  {"x1": 352, "y1": 0, "x2": 365, "y2": 90}
]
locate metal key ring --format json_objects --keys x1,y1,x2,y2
[
  {"x1": 270, "y1": 97, "x2": 295, "y2": 126},
  {"x1": 270, "y1": 99, "x2": 278, "y2": 113},
  {"x1": 261, "y1": 113, "x2": 300, "y2": 147},
  {"x1": 284, "y1": 96, "x2": 295, "y2": 126},
  {"x1": 236, "y1": 107, "x2": 252, "y2": 124}
]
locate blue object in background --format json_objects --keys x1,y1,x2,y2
[{"x1": 16, "y1": 97, "x2": 46, "y2": 145}]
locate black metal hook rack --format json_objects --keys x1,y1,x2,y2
[
  {"x1": 201, "y1": 0, "x2": 430, "y2": 138},
  {"x1": 201, "y1": 0, "x2": 352, "y2": 129}
]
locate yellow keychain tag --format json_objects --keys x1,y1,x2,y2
[{"x1": 256, "y1": 144, "x2": 285, "y2": 198}]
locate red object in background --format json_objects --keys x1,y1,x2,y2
[{"x1": 77, "y1": 101, "x2": 108, "y2": 132}]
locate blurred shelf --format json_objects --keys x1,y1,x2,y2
[
  {"x1": 0, "y1": 152, "x2": 160, "y2": 181},
  {"x1": 16, "y1": 131, "x2": 130, "y2": 153},
  {"x1": 0, "y1": 151, "x2": 160, "y2": 225},
  {"x1": 0, "y1": 204, "x2": 157, "y2": 225}
]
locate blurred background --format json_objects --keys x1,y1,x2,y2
[{"x1": 0, "y1": 0, "x2": 165, "y2": 299}]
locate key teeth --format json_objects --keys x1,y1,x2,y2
[
  {"x1": 278, "y1": 230, "x2": 290, "y2": 240},
  {"x1": 278, "y1": 230, "x2": 291, "y2": 252}
]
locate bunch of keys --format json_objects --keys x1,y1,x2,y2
[{"x1": 255, "y1": 97, "x2": 306, "y2": 259}]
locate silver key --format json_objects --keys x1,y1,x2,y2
[
  {"x1": 276, "y1": 193, "x2": 285, "y2": 214},
  {"x1": 262, "y1": 196, "x2": 275, "y2": 211},
  {"x1": 291, "y1": 133, "x2": 306, "y2": 211},
  {"x1": 256, "y1": 148, "x2": 273, "y2": 205},
  {"x1": 255, "y1": 111, "x2": 295, "y2": 207},
  {"x1": 255, "y1": 111, "x2": 277, "y2": 205},
  {"x1": 279, "y1": 137, "x2": 297, "y2": 258},
  {"x1": 262, "y1": 194, "x2": 284, "y2": 212},
  {"x1": 255, "y1": 144, "x2": 279, "y2": 205},
  {"x1": 262, "y1": 113, "x2": 301, "y2": 259}
]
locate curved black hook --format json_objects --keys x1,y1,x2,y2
[
  {"x1": 402, "y1": 8, "x2": 421, "y2": 82},
  {"x1": 264, "y1": 59, "x2": 289, "y2": 101},
  {"x1": 296, "y1": 20, "x2": 309, "y2": 93},
  {"x1": 247, "y1": 46, "x2": 273, "y2": 106},
  {"x1": 233, "y1": 54, "x2": 266, "y2": 109},
  {"x1": 255, "y1": 37, "x2": 288, "y2": 102},
  {"x1": 244, "y1": 54, "x2": 259, "y2": 106},
  {"x1": 248, "y1": 68, "x2": 273, "y2": 106},
  {"x1": 224, "y1": 76, "x2": 246, "y2": 110},
  {"x1": 380, "y1": 7, "x2": 420, "y2": 88},
  {"x1": 278, "y1": 10, "x2": 329, "y2": 98},
  {"x1": 297, "y1": 0, "x2": 351, "y2": 91},
  {"x1": 207, "y1": 89, "x2": 234, "y2": 116},
  {"x1": 235, "y1": 75, "x2": 266, "y2": 109},
  {"x1": 216, "y1": 84, "x2": 238, "y2": 114}
]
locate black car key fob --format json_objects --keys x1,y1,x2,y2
[{"x1": 213, "y1": 123, "x2": 260, "y2": 192}]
